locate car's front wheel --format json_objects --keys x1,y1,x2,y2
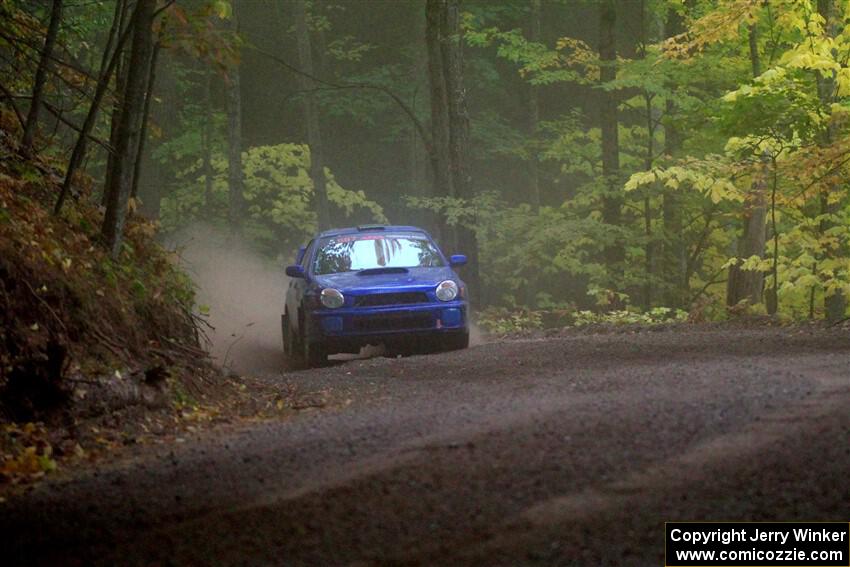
[
  {"x1": 440, "y1": 331, "x2": 469, "y2": 352},
  {"x1": 283, "y1": 312, "x2": 305, "y2": 369},
  {"x1": 281, "y1": 313, "x2": 290, "y2": 354},
  {"x1": 303, "y1": 335, "x2": 327, "y2": 368}
]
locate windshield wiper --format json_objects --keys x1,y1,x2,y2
[{"x1": 357, "y1": 267, "x2": 409, "y2": 276}]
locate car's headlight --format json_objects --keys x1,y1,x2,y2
[
  {"x1": 320, "y1": 288, "x2": 345, "y2": 308},
  {"x1": 436, "y1": 280, "x2": 458, "y2": 301}
]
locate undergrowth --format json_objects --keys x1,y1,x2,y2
[
  {"x1": 478, "y1": 306, "x2": 691, "y2": 335},
  {"x1": 0, "y1": 110, "x2": 205, "y2": 423}
]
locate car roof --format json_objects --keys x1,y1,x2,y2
[{"x1": 316, "y1": 225, "x2": 432, "y2": 239}]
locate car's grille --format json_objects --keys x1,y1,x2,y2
[
  {"x1": 353, "y1": 292, "x2": 429, "y2": 307},
  {"x1": 350, "y1": 312, "x2": 434, "y2": 332}
]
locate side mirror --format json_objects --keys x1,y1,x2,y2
[
  {"x1": 449, "y1": 254, "x2": 467, "y2": 267},
  {"x1": 294, "y1": 245, "x2": 307, "y2": 264},
  {"x1": 286, "y1": 265, "x2": 306, "y2": 278}
]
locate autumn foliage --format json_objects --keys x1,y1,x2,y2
[{"x1": 0, "y1": 111, "x2": 202, "y2": 422}]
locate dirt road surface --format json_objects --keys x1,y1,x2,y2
[{"x1": 3, "y1": 327, "x2": 850, "y2": 566}]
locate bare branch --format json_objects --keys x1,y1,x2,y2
[
  {"x1": 0, "y1": 82, "x2": 26, "y2": 128},
  {"x1": 1, "y1": 91, "x2": 113, "y2": 151},
  {"x1": 42, "y1": 100, "x2": 113, "y2": 152},
  {"x1": 247, "y1": 45, "x2": 432, "y2": 153}
]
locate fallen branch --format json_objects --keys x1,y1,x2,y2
[
  {"x1": 163, "y1": 336, "x2": 209, "y2": 358},
  {"x1": 90, "y1": 326, "x2": 129, "y2": 359}
]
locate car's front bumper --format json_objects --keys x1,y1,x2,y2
[{"x1": 305, "y1": 301, "x2": 468, "y2": 352}]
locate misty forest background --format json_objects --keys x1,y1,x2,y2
[{"x1": 4, "y1": 0, "x2": 850, "y2": 332}]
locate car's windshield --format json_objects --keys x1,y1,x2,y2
[{"x1": 313, "y1": 233, "x2": 444, "y2": 275}]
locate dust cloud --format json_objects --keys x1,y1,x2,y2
[
  {"x1": 168, "y1": 224, "x2": 485, "y2": 374},
  {"x1": 468, "y1": 322, "x2": 485, "y2": 347},
  {"x1": 169, "y1": 224, "x2": 287, "y2": 375}
]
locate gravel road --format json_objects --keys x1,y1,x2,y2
[{"x1": 3, "y1": 327, "x2": 850, "y2": 566}]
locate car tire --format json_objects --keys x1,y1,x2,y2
[
  {"x1": 283, "y1": 312, "x2": 306, "y2": 369},
  {"x1": 441, "y1": 331, "x2": 469, "y2": 352},
  {"x1": 303, "y1": 336, "x2": 327, "y2": 368}
]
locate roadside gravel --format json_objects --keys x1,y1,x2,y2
[{"x1": 2, "y1": 326, "x2": 849, "y2": 566}]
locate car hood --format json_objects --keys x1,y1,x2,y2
[{"x1": 314, "y1": 266, "x2": 458, "y2": 292}]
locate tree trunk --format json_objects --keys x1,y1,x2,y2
[
  {"x1": 726, "y1": 152, "x2": 769, "y2": 307},
  {"x1": 766, "y1": 155, "x2": 779, "y2": 315},
  {"x1": 103, "y1": 18, "x2": 131, "y2": 207},
  {"x1": 409, "y1": 4, "x2": 429, "y2": 226},
  {"x1": 816, "y1": 0, "x2": 847, "y2": 323},
  {"x1": 54, "y1": 0, "x2": 134, "y2": 215},
  {"x1": 203, "y1": 66, "x2": 214, "y2": 212},
  {"x1": 21, "y1": 0, "x2": 63, "y2": 153},
  {"x1": 442, "y1": 0, "x2": 480, "y2": 302},
  {"x1": 726, "y1": 24, "x2": 768, "y2": 310},
  {"x1": 131, "y1": 41, "x2": 159, "y2": 202},
  {"x1": 661, "y1": 108, "x2": 685, "y2": 307},
  {"x1": 142, "y1": 32, "x2": 179, "y2": 222},
  {"x1": 662, "y1": 6, "x2": 686, "y2": 308},
  {"x1": 138, "y1": 151, "x2": 161, "y2": 220},
  {"x1": 643, "y1": 94, "x2": 654, "y2": 309},
  {"x1": 101, "y1": 0, "x2": 155, "y2": 258},
  {"x1": 425, "y1": 0, "x2": 481, "y2": 302},
  {"x1": 527, "y1": 0, "x2": 541, "y2": 211},
  {"x1": 598, "y1": 0, "x2": 623, "y2": 279},
  {"x1": 225, "y1": 9, "x2": 245, "y2": 233},
  {"x1": 294, "y1": 0, "x2": 331, "y2": 231},
  {"x1": 425, "y1": 0, "x2": 452, "y2": 244},
  {"x1": 639, "y1": 0, "x2": 661, "y2": 309}
]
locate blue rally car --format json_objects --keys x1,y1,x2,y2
[{"x1": 282, "y1": 225, "x2": 470, "y2": 367}]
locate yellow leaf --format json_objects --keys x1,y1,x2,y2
[{"x1": 213, "y1": 0, "x2": 232, "y2": 19}]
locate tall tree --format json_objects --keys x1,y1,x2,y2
[
  {"x1": 637, "y1": 1, "x2": 663, "y2": 309},
  {"x1": 54, "y1": 0, "x2": 134, "y2": 214},
  {"x1": 816, "y1": 0, "x2": 847, "y2": 323},
  {"x1": 443, "y1": 0, "x2": 479, "y2": 297},
  {"x1": 406, "y1": 3, "x2": 433, "y2": 234},
  {"x1": 598, "y1": 0, "x2": 623, "y2": 278},
  {"x1": 103, "y1": 1, "x2": 131, "y2": 207},
  {"x1": 408, "y1": 3, "x2": 428, "y2": 198},
  {"x1": 202, "y1": 66, "x2": 215, "y2": 212},
  {"x1": 425, "y1": 0, "x2": 453, "y2": 242},
  {"x1": 726, "y1": 25, "x2": 767, "y2": 310},
  {"x1": 426, "y1": 0, "x2": 480, "y2": 299},
  {"x1": 526, "y1": 0, "x2": 541, "y2": 211},
  {"x1": 225, "y1": 8, "x2": 245, "y2": 233},
  {"x1": 662, "y1": 5, "x2": 685, "y2": 307},
  {"x1": 101, "y1": 0, "x2": 156, "y2": 257},
  {"x1": 131, "y1": 40, "x2": 160, "y2": 201},
  {"x1": 21, "y1": 0, "x2": 63, "y2": 154},
  {"x1": 294, "y1": 0, "x2": 331, "y2": 231}
]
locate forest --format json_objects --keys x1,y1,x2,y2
[
  {"x1": 0, "y1": 0, "x2": 848, "y2": 388},
  {"x1": 3, "y1": 0, "x2": 850, "y2": 331},
  {"x1": 3, "y1": 2, "x2": 850, "y2": 561}
]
